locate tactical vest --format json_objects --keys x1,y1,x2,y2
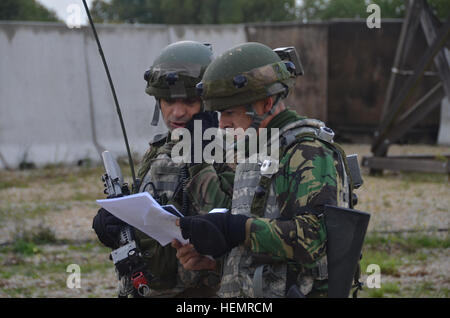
[
  {"x1": 138, "y1": 139, "x2": 183, "y2": 206},
  {"x1": 122, "y1": 135, "x2": 219, "y2": 297},
  {"x1": 218, "y1": 119, "x2": 352, "y2": 298}
]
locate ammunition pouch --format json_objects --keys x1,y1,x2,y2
[{"x1": 135, "y1": 231, "x2": 178, "y2": 290}]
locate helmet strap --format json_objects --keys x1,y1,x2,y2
[
  {"x1": 151, "y1": 99, "x2": 161, "y2": 126},
  {"x1": 245, "y1": 94, "x2": 283, "y2": 130}
]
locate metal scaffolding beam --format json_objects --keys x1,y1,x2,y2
[{"x1": 363, "y1": 0, "x2": 450, "y2": 176}]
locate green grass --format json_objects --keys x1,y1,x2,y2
[
  {"x1": 357, "y1": 232, "x2": 449, "y2": 298},
  {"x1": 405, "y1": 282, "x2": 449, "y2": 298},
  {"x1": 364, "y1": 233, "x2": 450, "y2": 252},
  {"x1": 0, "y1": 241, "x2": 112, "y2": 280},
  {"x1": 67, "y1": 241, "x2": 109, "y2": 253},
  {"x1": 381, "y1": 171, "x2": 449, "y2": 184},
  {"x1": 366, "y1": 282, "x2": 401, "y2": 298},
  {"x1": 361, "y1": 232, "x2": 449, "y2": 277},
  {"x1": 0, "y1": 202, "x2": 68, "y2": 222},
  {"x1": 0, "y1": 162, "x2": 136, "y2": 297},
  {"x1": 12, "y1": 240, "x2": 42, "y2": 256},
  {"x1": 1, "y1": 158, "x2": 447, "y2": 298},
  {"x1": 0, "y1": 178, "x2": 30, "y2": 190},
  {"x1": 0, "y1": 164, "x2": 106, "y2": 190},
  {"x1": 0, "y1": 226, "x2": 58, "y2": 256},
  {"x1": 15, "y1": 224, "x2": 58, "y2": 245},
  {"x1": 71, "y1": 190, "x2": 104, "y2": 202},
  {"x1": 361, "y1": 250, "x2": 403, "y2": 277}
]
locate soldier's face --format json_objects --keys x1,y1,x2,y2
[
  {"x1": 160, "y1": 98, "x2": 202, "y2": 131},
  {"x1": 219, "y1": 105, "x2": 252, "y2": 131},
  {"x1": 219, "y1": 100, "x2": 267, "y2": 131}
]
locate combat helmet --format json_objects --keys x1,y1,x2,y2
[
  {"x1": 144, "y1": 41, "x2": 213, "y2": 125},
  {"x1": 197, "y1": 42, "x2": 303, "y2": 128}
]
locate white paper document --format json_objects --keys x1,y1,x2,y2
[{"x1": 96, "y1": 192, "x2": 188, "y2": 246}]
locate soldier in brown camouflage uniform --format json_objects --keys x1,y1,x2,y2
[
  {"x1": 93, "y1": 41, "x2": 234, "y2": 297},
  {"x1": 176, "y1": 42, "x2": 354, "y2": 298}
]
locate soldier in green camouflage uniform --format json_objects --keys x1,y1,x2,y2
[
  {"x1": 177, "y1": 42, "x2": 354, "y2": 298},
  {"x1": 93, "y1": 41, "x2": 234, "y2": 297}
]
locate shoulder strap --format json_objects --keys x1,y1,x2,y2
[
  {"x1": 250, "y1": 123, "x2": 322, "y2": 217},
  {"x1": 280, "y1": 121, "x2": 334, "y2": 150},
  {"x1": 250, "y1": 175, "x2": 272, "y2": 217},
  {"x1": 280, "y1": 119, "x2": 353, "y2": 196},
  {"x1": 135, "y1": 135, "x2": 170, "y2": 191},
  {"x1": 250, "y1": 121, "x2": 353, "y2": 216}
]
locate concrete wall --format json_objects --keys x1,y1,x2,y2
[{"x1": 0, "y1": 22, "x2": 246, "y2": 169}]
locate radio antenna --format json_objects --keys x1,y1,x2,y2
[{"x1": 81, "y1": 0, "x2": 137, "y2": 188}]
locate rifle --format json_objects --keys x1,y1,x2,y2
[
  {"x1": 81, "y1": 0, "x2": 151, "y2": 297},
  {"x1": 101, "y1": 151, "x2": 152, "y2": 297}
]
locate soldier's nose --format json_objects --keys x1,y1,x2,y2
[
  {"x1": 172, "y1": 104, "x2": 188, "y2": 119},
  {"x1": 219, "y1": 119, "x2": 231, "y2": 130}
]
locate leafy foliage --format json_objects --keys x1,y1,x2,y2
[
  {"x1": 89, "y1": 0, "x2": 449, "y2": 24},
  {"x1": 0, "y1": 0, "x2": 59, "y2": 22},
  {"x1": 297, "y1": 0, "x2": 449, "y2": 22},
  {"x1": 90, "y1": 0, "x2": 296, "y2": 24}
]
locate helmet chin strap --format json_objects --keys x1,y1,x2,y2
[
  {"x1": 151, "y1": 99, "x2": 161, "y2": 126},
  {"x1": 245, "y1": 94, "x2": 283, "y2": 130}
]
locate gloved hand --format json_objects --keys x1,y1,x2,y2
[
  {"x1": 179, "y1": 212, "x2": 249, "y2": 258},
  {"x1": 92, "y1": 208, "x2": 126, "y2": 249},
  {"x1": 185, "y1": 111, "x2": 219, "y2": 134},
  {"x1": 185, "y1": 111, "x2": 219, "y2": 165}
]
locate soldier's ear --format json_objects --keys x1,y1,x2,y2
[{"x1": 263, "y1": 96, "x2": 275, "y2": 114}]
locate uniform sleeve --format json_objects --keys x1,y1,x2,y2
[
  {"x1": 186, "y1": 162, "x2": 235, "y2": 215},
  {"x1": 246, "y1": 139, "x2": 341, "y2": 265}
]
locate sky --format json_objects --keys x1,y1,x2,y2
[{"x1": 36, "y1": 0, "x2": 94, "y2": 26}]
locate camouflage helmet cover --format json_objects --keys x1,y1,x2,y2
[
  {"x1": 145, "y1": 41, "x2": 213, "y2": 100},
  {"x1": 198, "y1": 42, "x2": 297, "y2": 112}
]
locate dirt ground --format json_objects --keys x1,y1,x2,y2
[{"x1": 0, "y1": 143, "x2": 448, "y2": 298}]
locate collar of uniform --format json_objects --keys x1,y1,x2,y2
[
  {"x1": 265, "y1": 108, "x2": 305, "y2": 131},
  {"x1": 238, "y1": 109, "x2": 305, "y2": 160}
]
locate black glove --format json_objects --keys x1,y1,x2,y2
[
  {"x1": 185, "y1": 111, "x2": 219, "y2": 134},
  {"x1": 92, "y1": 208, "x2": 126, "y2": 249},
  {"x1": 179, "y1": 212, "x2": 249, "y2": 258},
  {"x1": 185, "y1": 112, "x2": 219, "y2": 165}
]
